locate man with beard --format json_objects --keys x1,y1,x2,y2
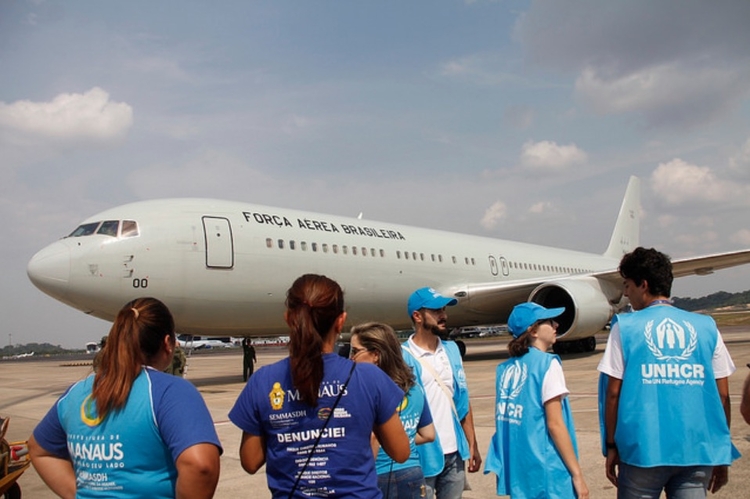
[{"x1": 402, "y1": 287, "x2": 482, "y2": 499}]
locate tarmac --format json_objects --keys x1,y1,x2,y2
[{"x1": 3, "y1": 328, "x2": 750, "y2": 498}]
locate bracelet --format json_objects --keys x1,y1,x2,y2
[{"x1": 606, "y1": 442, "x2": 617, "y2": 450}]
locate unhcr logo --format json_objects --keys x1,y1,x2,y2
[
  {"x1": 499, "y1": 361, "x2": 527, "y2": 400},
  {"x1": 644, "y1": 318, "x2": 697, "y2": 361}
]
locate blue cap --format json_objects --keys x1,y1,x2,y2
[
  {"x1": 407, "y1": 287, "x2": 457, "y2": 317},
  {"x1": 507, "y1": 302, "x2": 565, "y2": 338}
]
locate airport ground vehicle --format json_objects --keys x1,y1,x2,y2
[{"x1": 0, "y1": 418, "x2": 30, "y2": 499}]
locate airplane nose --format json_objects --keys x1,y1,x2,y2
[{"x1": 27, "y1": 241, "x2": 71, "y2": 298}]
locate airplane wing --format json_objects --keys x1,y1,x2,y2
[{"x1": 670, "y1": 249, "x2": 750, "y2": 278}]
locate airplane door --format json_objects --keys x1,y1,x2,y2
[
  {"x1": 488, "y1": 256, "x2": 498, "y2": 276},
  {"x1": 499, "y1": 256, "x2": 510, "y2": 276},
  {"x1": 202, "y1": 216, "x2": 234, "y2": 269}
]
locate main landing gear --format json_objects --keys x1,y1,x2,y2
[{"x1": 552, "y1": 336, "x2": 597, "y2": 354}]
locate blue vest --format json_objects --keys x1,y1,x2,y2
[
  {"x1": 402, "y1": 340, "x2": 470, "y2": 478},
  {"x1": 57, "y1": 369, "x2": 176, "y2": 499},
  {"x1": 484, "y1": 348, "x2": 578, "y2": 499},
  {"x1": 375, "y1": 383, "x2": 429, "y2": 474},
  {"x1": 615, "y1": 307, "x2": 737, "y2": 467}
]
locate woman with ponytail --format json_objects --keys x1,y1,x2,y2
[
  {"x1": 230, "y1": 274, "x2": 409, "y2": 498},
  {"x1": 29, "y1": 297, "x2": 222, "y2": 499}
]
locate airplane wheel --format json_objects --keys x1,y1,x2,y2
[
  {"x1": 586, "y1": 336, "x2": 597, "y2": 352},
  {"x1": 455, "y1": 340, "x2": 466, "y2": 359},
  {"x1": 4, "y1": 482, "x2": 21, "y2": 499}
]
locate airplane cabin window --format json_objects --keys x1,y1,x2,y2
[
  {"x1": 278, "y1": 239, "x2": 284, "y2": 249},
  {"x1": 371, "y1": 248, "x2": 376, "y2": 257},
  {"x1": 420, "y1": 253, "x2": 424, "y2": 261},
  {"x1": 266, "y1": 238, "x2": 273, "y2": 248},
  {"x1": 379, "y1": 249, "x2": 385, "y2": 257},
  {"x1": 333, "y1": 244, "x2": 338, "y2": 254},
  {"x1": 68, "y1": 222, "x2": 101, "y2": 237},
  {"x1": 412, "y1": 252, "x2": 417, "y2": 260},
  {"x1": 301, "y1": 242, "x2": 307, "y2": 251},
  {"x1": 404, "y1": 251, "x2": 409, "y2": 260},
  {"x1": 471, "y1": 258, "x2": 475, "y2": 265},
  {"x1": 362, "y1": 247, "x2": 367, "y2": 257},
  {"x1": 312, "y1": 242, "x2": 318, "y2": 252},
  {"x1": 120, "y1": 220, "x2": 139, "y2": 238},
  {"x1": 397, "y1": 251, "x2": 401, "y2": 259},
  {"x1": 323, "y1": 244, "x2": 329, "y2": 253},
  {"x1": 431, "y1": 254, "x2": 436, "y2": 262},
  {"x1": 464, "y1": 257, "x2": 469, "y2": 265},
  {"x1": 97, "y1": 220, "x2": 119, "y2": 237},
  {"x1": 290, "y1": 240, "x2": 296, "y2": 250},
  {"x1": 352, "y1": 246, "x2": 358, "y2": 255},
  {"x1": 452, "y1": 256, "x2": 457, "y2": 264},
  {"x1": 438, "y1": 255, "x2": 443, "y2": 263}
]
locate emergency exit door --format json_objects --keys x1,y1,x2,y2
[{"x1": 202, "y1": 216, "x2": 234, "y2": 269}]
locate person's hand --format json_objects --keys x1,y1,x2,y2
[
  {"x1": 605, "y1": 448, "x2": 619, "y2": 487},
  {"x1": 572, "y1": 474, "x2": 589, "y2": 499},
  {"x1": 709, "y1": 465, "x2": 728, "y2": 493},
  {"x1": 467, "y1": 443, "x2": 482, "y2": 473}
]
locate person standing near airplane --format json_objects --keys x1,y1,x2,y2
[
  {"x1": 229, "y1": 274, "x2": 410, "y2": 498},
  {"x1": 28, "y1": 297, "x2": 222, "y2": 499},
  {"x1": 350, "y1": 321, "x2": 436, "y2": 498},
  {"x1": 402, "y1": 287, "x2": 482, "y2": 499},
  {"x1": 484, "y1": 302, "x2": 589, "y2": 498},
  {"x1": 241, "y1": 337, "x2": 256, "y2": 382},
  {"x1": 599, "y1": 247, "x2": 738, "y2": 498}
]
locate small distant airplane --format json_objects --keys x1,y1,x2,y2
[{"x1": 27, "y1": 176, "x2": 750, "y2": 354}]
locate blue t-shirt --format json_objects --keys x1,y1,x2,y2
[
  {"x1": 33, "y1": 367, "x2": 222, "y2": 499},
  {"x1": 229, "y1": 353, "x2": 404, "y2": 498},
  {"x1": 375, "y1": 382, "x2": 432, "y2": 474}
]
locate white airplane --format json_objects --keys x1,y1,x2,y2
[{"x1": 27, "y1": 176, "x2": 750, "y2": 354}]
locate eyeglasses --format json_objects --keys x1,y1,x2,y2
[
  {"x1": 538, "y1": 319, "x2": 557, "y2": 327},
  {"x1": 349, "y1": 346, "x2": 369, "y2": 359}
]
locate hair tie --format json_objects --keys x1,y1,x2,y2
[{"x1": 131, "y1": 308, "x2": 140, "y2": 320}]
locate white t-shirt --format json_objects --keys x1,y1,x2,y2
[
  {"x1": 407, "y1": 336, "x2": 458, "y2": 454},
  {"x1": 542, "y1": 357, "x2": 569, "y2": 404}
]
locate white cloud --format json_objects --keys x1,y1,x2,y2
[
  {"x1": 481, "y1": 200, "x2": 507, "y2": 229},
  {"x1": 520, "y1": 140, "x2": 587, "y2": 171},
  {"x1": 575, "y1": 62, "x2": 749, "y2": 128},
  {"x1": 650, "y1": 159, "x2": 744, "y2": 206},
  {"x1": 0, "y1": 87, "x2": 133, "y2": 142},
  {"x1": 529, "y1": 201, "x2": 552, "y2": 214}
]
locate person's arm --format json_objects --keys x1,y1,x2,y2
[
  {"x1": 373, "y1": 411, "x2": 409, "y2": 463},
  {"x1": 28, "y1": 435, "x2": 76, "y2": 499},
  {"x1": 174, "y1": 443, "x2": 221, "y2": 499},
  {"x1": 545, "y1": 396, "x2": 589, "y2": 499},
  {"x1": 238, "y1": 431, "x2": 267, "y2": 474},
  {"x1": 741, "y1": 370, "x2": 750, "y2": 425},
  {"x1": 460, "y1": 403, "x2": 482, "y2": 472},
  {"x1": 370, "y1": 432, "x2": 380, "y2": 458},
  {"x1": 415, "y1": 422, "x2": 435, "y2": 445},
  {"x1": 708, "y1": 377, "x2": 731, "y2": 494},
  {"x1": 604, "y1": 375, "x2": 622, "y2": 487}
]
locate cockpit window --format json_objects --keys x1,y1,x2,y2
[
  {"x1": 121, "y1": 220, "x2": 139, "y2": 238},
  {"x1": 97, "y1": 220, "x2": 119, "y2": 237},
  {"x1": 68, "y1": 222, "x2": 101, "y2": 237}
]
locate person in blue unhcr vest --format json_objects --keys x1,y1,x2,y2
[
  {"x1": 598, "y1": 247, "x2": 739, "y2": 498},
  {"x1": 350, "y1": 322, "x2": 436, "y2": 499},
  {"x1": 29, "y1": 297, "x2": 222, "y2": 499},
  {"x1": 402, "y1": 287, "x2": 482, "y2": 499},
  {"x1": 484, "y1": 302, "x2": 589, "y2": 499}
]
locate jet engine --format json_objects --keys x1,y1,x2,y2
[{"x1": 529, "y1": 276, "x2": 622, "y2": 352}]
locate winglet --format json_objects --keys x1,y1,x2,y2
[{"x1": 603, "y1": 176, "x2": 640, "y2": 259}]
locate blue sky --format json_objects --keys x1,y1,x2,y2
[{"x1": 2, "y1": 0, "x2": 750, "y2": 348}]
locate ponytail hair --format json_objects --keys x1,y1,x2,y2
[
  {"x1": 92, "y1": 297, "x2": 175, "y2": 416},
  {"x1": 508, "y1": 332, "x2": 532, "y2": 357},
  {"x1": 286, "y1": 274, "x2": 345, "y2": 406}
]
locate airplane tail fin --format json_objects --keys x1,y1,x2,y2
[{"x1": 603, "y1": 176, "x2": 640, "y2": 260}]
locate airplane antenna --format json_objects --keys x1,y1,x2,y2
[{"x1": 357, "y1": 212, "x2": 363, "y2": 220}]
